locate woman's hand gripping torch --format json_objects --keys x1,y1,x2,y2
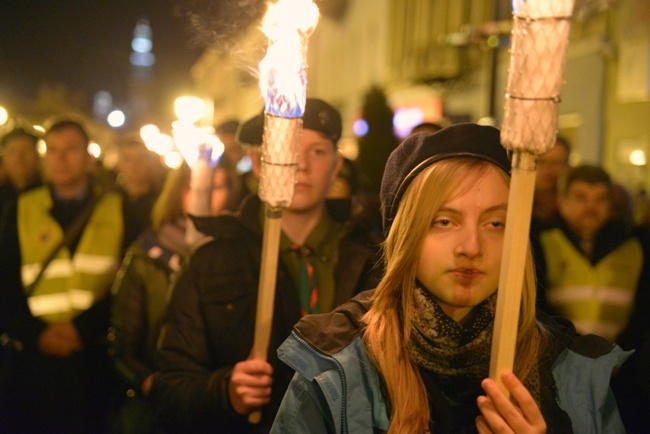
[
  {"x1": 248, "y1": 0, "x2": 319, "y2": 424},
  {"x1": 490, "y1": 0, "x2": 575, "y2": 395}
]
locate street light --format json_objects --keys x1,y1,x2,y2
[{"x1": 107, "y1": 109, "x2": 126, "y2": 128}]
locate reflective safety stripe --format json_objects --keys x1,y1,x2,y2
[
  {"x1": 27, "y1": 289, "x2": 95, "y2": 317},
  {"x1": 21, "y1": 259, "x2": 74, "y2": 286},
  {"x1": 21, "y1": 254, "x2": 117, "y2": 287},
  {"x1": 548, "y1": 285, "x2": 634, "y2": 304},
  {"x1": 547, "y1": 286, "x2": 634, "y2": 306},
  {"x1": 73, "y1": 253, "x2": 118, "y2": 274},
  {"x1": 572, "y1": 320, "x2": 622, "y2": 341}
]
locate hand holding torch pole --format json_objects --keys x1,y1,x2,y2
[
  {"x1": 490, "y1": 0, "x2": 575, "y2": 395},
  {"x1": 249, "y1": 0, "x2": 319, "y2": 424}
]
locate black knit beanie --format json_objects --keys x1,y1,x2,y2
[{"x1": 380, "y1": 123, "x2": 511, "y2": 234}]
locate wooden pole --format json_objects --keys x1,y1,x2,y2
[
  {"x1": 248, "y1": 207, "x2": 283, "y2": 424},
  {"x1": 489, "y1": 0, "x2": 575, "y2": 395},
  {"x1": 251, "y1": 207, "x2": 283, "y2": 360},
  {"x1": 248, "y1": 0, "x2": 319, "y2": 422},
  {"x1": 489, "y1": 152, "x2": 537, "y2": 395}
]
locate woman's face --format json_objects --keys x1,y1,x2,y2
[{"x1": 416, "y1": 165, "x2": 509, "y2": 322}]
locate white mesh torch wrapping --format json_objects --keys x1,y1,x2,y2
[
  {"x1": 501, "y1": 0, "x2": 575, "y2": 159},
  {"x1": 248, "y1": 0, "x2": 319, "y2": 424},
  {"x1": 258, "y1": 115, "x2": 303, "y2": 211},
  {"x1": 490, "y1": 0, "x2": 575, "y2": 395}
]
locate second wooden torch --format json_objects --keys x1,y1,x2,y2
[
  {"x1": 248, "y1": 0, "x2": 319, "y2": 424},
  {"x1": 490, "y1": 0, "x2": 576, "y2": 395}
]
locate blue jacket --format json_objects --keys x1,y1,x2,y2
[{"x1": 272, "y1": 291, "x2": 630, "y2": 434}]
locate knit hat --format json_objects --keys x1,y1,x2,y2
[
  {"x1": 236, "y1": 98, "x2": 342, "y2": 147},
  {"x1": 380, "y1": 123, "x2": 511, "y2": 234}
]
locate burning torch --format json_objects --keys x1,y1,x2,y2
[
  {"x1": 489, "y1": 0, "x2": 575, "y2": 395},
  {"x1": 247, "y1": 0, "x2": 319, "y2": 424},
  {"x1": 173, "y1": 96, "x2": 224, "y2": 245}
]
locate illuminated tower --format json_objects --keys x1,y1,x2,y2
[
  {"x1": 128, "y1": 18, "x2": 156, "y2": 126},
  {"x1": 131, "y1": 19, "x2": 155, "y2": 77}
]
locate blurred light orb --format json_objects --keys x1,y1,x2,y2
[
  {"x1": 0, "y1": 106, "x2": 8, "y2": 125},
  {"x1": 130, "y1": 52, "x2": 155, "y2": 68},
  {"x1": 107, "y1": 110, "x2": 126, "y2": 128},
  {"x1": 88, "y1": 142, "x2": 102, "y2": 158},
  {"x1": 164, "y1": 151, "x2": 184, "y2": 168},
  {"x1": 352, "y1": 119, "x2": 369, "y2": 137},
  {"x1": 174, "y1": 96, "x2": 205, "y2": 124},
  {"x1": 132, "y1": 37, "x2": 152, "y2": 54},
  {"x1": 37, "y1": 139, "x2": 47, "y2": 157},
  {"x1": 140, "y1": 124, "x2": 160, "y2": 147},
  {"x1": 151, "y1": 134, "x2": 173, "y2": 156},
  {"x1": 393, "y1": 107, "x2": 424, "y2": 138},
  {"x1": 630, "y1": 150, "x2": 646, "y2": 166},
  {"x1": 477, "y1": 117, "x2": 497, "y2": 126},
  {"x1": 33, "y1": 125, "x2": 45, "y2": 133},
  {"x1": 237, "y1": 155, "x2": 253, "y2": 173},
  {"x1": 487, "y1": 35, "x2": 499, "y2": 48}
]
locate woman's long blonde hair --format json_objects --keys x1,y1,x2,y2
[
  {"x1": 151, "y1": 163, "x2": 191, "y2": 232},
  {"x1": 363, "y1": 158, "x2": 547, "y2": 433}
]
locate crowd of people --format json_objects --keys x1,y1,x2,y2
[{"x1": 0, "y1": 98, "x2": 648, "y2": 434}]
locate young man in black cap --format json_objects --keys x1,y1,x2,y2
[{"x1": 151, "y1": 98, "x2": 382, "y2": 433}]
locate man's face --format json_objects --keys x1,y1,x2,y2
[
  {"x1": 289, "y1": 129, "x2": 342, "y2": 214},
  {"x1": 558, "y1": 181, "x2": 611, "y2": 239},
  {"x1": 43, "y1": 128, "x2": 90, "y2": 189},
  {"x1": 536, "y1": 144, "x2": 569, "y2": 192},
  {"x1": 416, "y1": 166, "x2": 509, "y2": 322},
  {"x1": 2, "y1": 136, "x2": 39, "y2": 187}
]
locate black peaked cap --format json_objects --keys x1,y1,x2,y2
[{"x1": 236, "y1": 98, "x2": 342, "y2": 147}]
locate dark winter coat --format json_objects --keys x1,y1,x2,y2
[{"x1": 151, "y1": 195, "x2": 383, "y2": 433}]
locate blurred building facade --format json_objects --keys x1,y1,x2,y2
[{"x1": 191, "y1": 0, "x2": 650, "y2": 193}]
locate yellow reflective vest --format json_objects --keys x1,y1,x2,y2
[
  {"x1": 540, "y1": 227, "x2": 642, "y2": 341},
  {"x1": 18, "y1": 186, "x2": 123, "y2": 323}
]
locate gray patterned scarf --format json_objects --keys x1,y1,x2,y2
[{"x1": 407, "y1": 282, "x2": 497, "y2": 406}]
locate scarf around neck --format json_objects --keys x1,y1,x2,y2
[
  {"x1": 407, "y1": 282, "x2": 496, "y2": 406},
  {"x1": 407, "y1": 282, "x2": 541, "y2": 410}
]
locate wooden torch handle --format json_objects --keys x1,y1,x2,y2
[
  {"x1": 248, "y1": 207, "x2": 283, "y2": 424},
  {"x1": 489, "y1": 152, "x2": 537, "y2": 396}
]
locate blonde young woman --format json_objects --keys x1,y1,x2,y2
[{"x1": 271, "y1": 124, "x2": 629, "y2": 434}]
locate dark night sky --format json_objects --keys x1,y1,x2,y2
[{"x1": 0, "y1": 0, "x2": 207, "y2": 121}]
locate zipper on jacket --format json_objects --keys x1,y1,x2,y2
[{"x1": 291, "y1": 330, "x2": 349, "y2": 434}]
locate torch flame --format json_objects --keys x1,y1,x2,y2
[
  {"x1": 259, "y1": 0, "x2": 319, "y2": 118},
  {"x1": 172, "y1": 120, "x2": 224, "y2": 170}
]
